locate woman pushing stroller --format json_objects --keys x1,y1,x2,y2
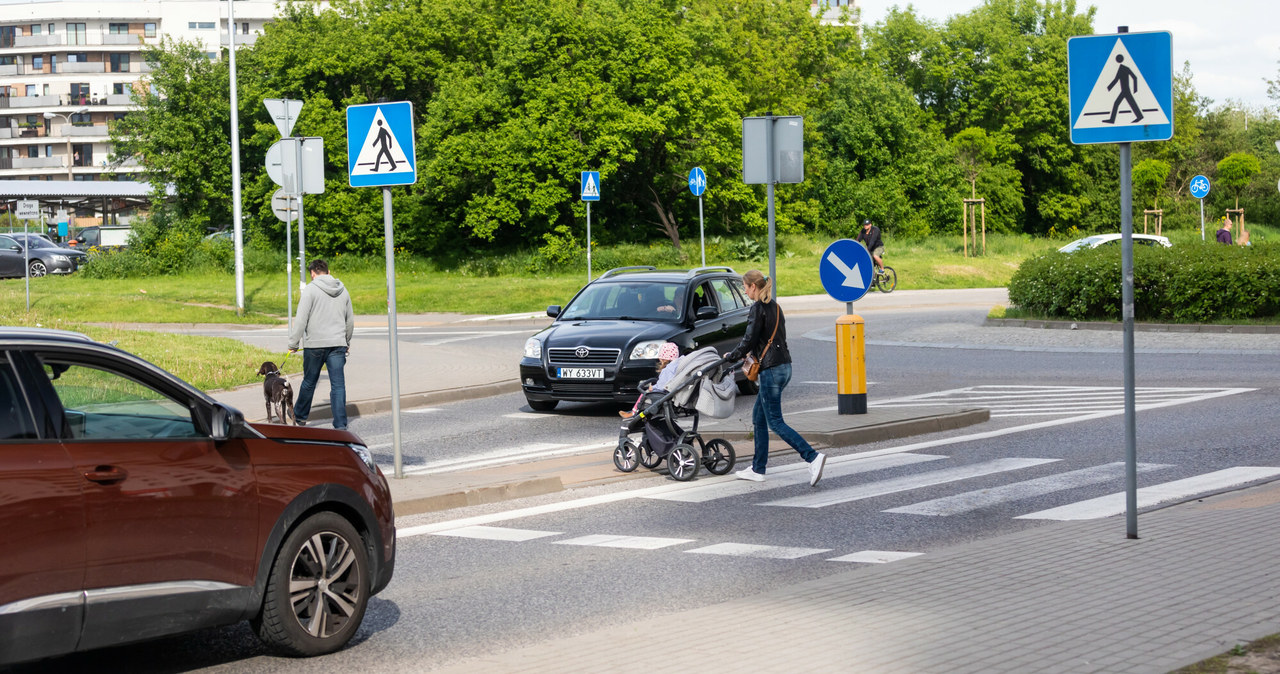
[{"x1": 726, "y1": 270, "x2": 826, "y2": 487}]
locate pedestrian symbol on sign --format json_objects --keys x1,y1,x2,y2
[{"x1": 351, "y1": 108, "x2": 411, "y2": 177}]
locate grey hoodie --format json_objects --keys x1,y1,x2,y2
[{"x1": 289, "y1": 273, "x2": 355, "y2": 350}]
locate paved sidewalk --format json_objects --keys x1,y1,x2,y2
[{"x1": 423, "y1": 479, "x2": 1280, "y2": 673}]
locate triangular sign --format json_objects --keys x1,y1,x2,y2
[
  {"x1": 1073, "y1": 39, "x2": 1170, "y2": 129},
  {"x1": 351, "y1": 108, "x2": 412, "y2": 176},
  {"x1": 582, "y1": 174, "x2": 599, "y2": 198}
]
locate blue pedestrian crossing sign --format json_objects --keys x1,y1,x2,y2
[
  {"x1": 1189, "y1": 174, "x2": 1211, "y2": 200},
  {"x1": 688, "y1": 167, "x2": 707, "y2": 197},
  {"x1": 1068, "y1": 31, "x2": 1173, "y2": 145},
  {"x1": 580, "y1": 171, "x2": 600, "y2": 201},
  {"x1": 347, "y1": 101, "x2": 416, "y2": 187},
  {"x1": 819, "y1": 239, "x2": 874, "y2": 303}
]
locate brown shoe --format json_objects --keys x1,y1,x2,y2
[{"x1": 619, "y1": 411, "x2": 634, "y2": 419}]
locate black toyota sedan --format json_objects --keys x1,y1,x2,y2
[
  {"x1": 0, "y1": 232, "x2": 89, "y2": 278},
  {"x1": 519, "y1": 266, "x2": 755, "y2": 411}
]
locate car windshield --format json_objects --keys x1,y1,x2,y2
[
  {"x1": 18, "y1": 235, "x2": 58, "y2": 249},
  {"x1": 1058, "y1": 235, "x2": 1109, "y2": 253},
  {"x1": 560, "y1": 281, "x2": 685, "y2": 321}
]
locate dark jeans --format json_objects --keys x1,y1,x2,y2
[
  {"x1": 751, "y1": 362, "x2": 817, "y2": 474},
  {"x1": 294, "y1": 346, "x2": 348, "y2": 430}
]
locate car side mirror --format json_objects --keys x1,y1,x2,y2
[
  {"x1": 695, "y1": 306, "x2": 718, "y2": 321},
  {"x1": 210, "y1": 402, "x2": 245, "y2": 441},
  {"x1": 546, "y1": 305, "x2": 561, "y2": 318},
  {"x1": 9, "y1": 245, "x2": 21, "y2": 252}
]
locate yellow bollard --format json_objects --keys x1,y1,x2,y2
[{"x1": 836, "y1": 314, "x2": 866, "y2": 414}]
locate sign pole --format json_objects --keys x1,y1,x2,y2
[
  {"x1": 698, "y1": 195, "x2": 705, "y2": 267},
  {"x1": 586, "y1": 202, "x2": 592, "y2": 281},
  {"x1": 227, "y1": 0, "x2": 245, "y2": 316},
  {"x1": 298, "y1": 196, "x2": 306, "y2": 291},
  {"x1": 381, "y1": 186, "x2": 401, "y2": 478},
  {"x1": 1121, "y1": 138, "x2": 1138, "y2": 540},
  {"x1": 766, "y1": 113, "x2": 777, "y2": 288},
  {"x1": 1199, "y1": 198, "x2": 1204, "y2": 241},
  {"x1": 24, "y1": 214, "x2": 32, "y2": 311},
  {"x1": 286, "y1": 196, "x2": 293, "y2": 332}
]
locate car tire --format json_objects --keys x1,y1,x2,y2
[
  {"x1": 736, "y1": 378, "x2": 759, "y2": 396},
  {"x1": 27, "y1": 260, "x2": 47, "y2": 278},
  {"x1": 253, "y1": 512, "x2": 370, "y2": 657},
  {"x1": 527, "y1": 398, "x2": 558, "y2": 412}
]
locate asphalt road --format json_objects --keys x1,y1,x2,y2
[{"x1": 15, "y1": 305, "x2": 1280, "y2": 673}]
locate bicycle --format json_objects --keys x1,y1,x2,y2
[{"x1": 871, "y1": 260, "x2": 896, "y2": 293}]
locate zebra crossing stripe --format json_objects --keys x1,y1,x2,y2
[
  {"x1": 431, "y1": 525, "x2": 563, "y2": 542},
  {"x1": 1016, "y1": 467, "x2": 1280, "y2": 521},
  {"x1": 827, "y1": 551, "x2": 923, "y2": 564},
  {"x1": 685, "y1": 543, "x2": 830, "y2": 559},
  {"x1": 885, "y1": 462, "x2": 1172, "y2": 516},
  {"x1": 760, "y1": 458, "x2": 1060, "y2": 509},
  {"x1": 644, "y1": 453, "x2": 947, "y2": 503},
  {"x1": 553, "y1": 534, "x2": 695, "y2": 550}
]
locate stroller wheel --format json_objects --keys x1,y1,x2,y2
[
  {"x1": 702, "y1": 438, "x2": 736, "y2": 475},
  {"x1": 668, "y1": 443, "x2": 700, "y2": 482},
  {"x1": 613, "y1": 440, "x2": 639, "y2": 473},
  {"x1": 638, "y1": 442, "x2": 663, "y2": 470}
]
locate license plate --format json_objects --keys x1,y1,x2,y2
[{"x1": 558, "y1": 367, "x2": 604, "y2": 379}]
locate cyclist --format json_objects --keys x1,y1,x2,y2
[{"x1": 856, "y1": 218, "x2": 884, "y2": 272}]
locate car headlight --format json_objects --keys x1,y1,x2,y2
[
  {"x1": 347, "y1": 443, "x2": 377, "y2": 471},
  {"x1": 51, "y1": 254, "x2": 69, "y2": 263},
  {"x1": 630, "y1": 340, "x2": 665, "y2": 360},
  {"x1": 524, "y1": 337, "x2": 542, "y2": 359}
]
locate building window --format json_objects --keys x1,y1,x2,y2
[
  {"x1": 109, "y1": 23, "x2": 129, "y2": 35},
  {"x1": 0, "y1": 27, "x2": 14, "y2": 49},
  {"x1": 70, "y1": 82, "x2": 90, "y2": 105},
  {"x1": 67, "y1": 52, "x2": 87, "y2": 63},
  {"x1": 189, "y1": 22, "x2": 216, "y2": 30},
  {"x1": 0, "y1": 56, "x2": 13, "y2": 66},
  {"x1": 30, "y1": 24, "x2": 41, "y2": 36},
  {"x1": 45, "y1": 145, "x2": 52, "y2": 157},
  {"x1": 48, "y1": 24, "x2": 55, "y2": 34},
  {"x1": 242, "y1": 22, "x2": 249, "y2": 34},
  {"x1": 71, "y1": 112, "x2": 91, "y2": 126},
  {"x1": 109, "y1": 53, "x2": 130, "y2": 73},
  {"x1": 24, "y1": 85, "x2": 34, "y2": 97},
  {"x1": 113, "y1": 82, "x2": 126, "y2": 95},
  {"x1": 205, "y1": 52, "x2": 218, "y2": 60},
  {"x1": 43, "y1": 84, "x2": 49, "y2": 96},
  {"x1": 49, "y1": 54, "x2": 56, "y2": 74},
  {"x1": 27, "y1": 146, "x2": 38, "y2": 159},
  {"x1": 67, "y1": 23, "x2": 86, "y2": 45},
  {"x1": 72, "y1": 144, "x2": 92, "y2": 166},
  {"x1": 32, "y1": 56, "x2": 43, "y2": 70},
  {"x1": 144, "y1": 23, "x2": 156, "y2": 38}
]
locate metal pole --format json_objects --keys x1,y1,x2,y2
[
  {"x1": 1199, "y1": 198, "x2": 1205, "y2": 241},
  {"x1": 1120, "y1": 140, "x2": 1138, "y2": 539},
  {"x1": 766, "y1": 113, "x2": 777, "y2": 287},
  {"x1": 298, "y1": 196, "x2": 306, "y2": 291},
  {"x1": 586, "y1": 202, "x2": 592, "y2": 281},
  {"x1": 286, "y1": 196, "x2": 293, "y2": 332},
  {"x1": 24, "y1": 214, "x2": 33, "y2": 311},
  {"x1": 699, "y1": 195, "x2": 705, "y2": 267},
  {"x1": 227, "y1": 0, "x2": 245, "y2": 316},
  {"x1": 64, "y1": 132, "x2": 72, "y2": 181},
  {"x1": 383, "y1": 187, "x2": 403, "y2": 478}
]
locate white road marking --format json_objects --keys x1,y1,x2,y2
[
  {"x1": 503, "y1": 412, "x2": 559, "y2": 419},
  {"x1": 403, "y1": 408, "x2": 442, "y2": 414},
  {"x1": 827, "y1": 551, "x2": 923, "y2": 564},
  {"x1": 431, "y1": 526, "x2": 562, "y2": 542},
  {"x1": 644, "y1": 453, "x2": 947, "y2": 503},
  {"x1": 553, "y1": 534, "x2": 694, "y2": 550},
  {"x1": 885, "y1": 462, "x2": 1172, "y2": 516},
  {"x1": 397, "y1": 441, "x2": 612, "y2": 476},
  {"x1": 761, "y1": 458, "x2": 1060, "y2": 509},
  {"x1": 1016, "y1": 467, "x2": 1280, "y2": 521},
  {"x1": 685, "y1": 543, "x2": 830, "y2": 559}
]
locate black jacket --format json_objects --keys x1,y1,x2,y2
[
  {"x1": 857, "y1": 225, "x2": 883, "y2": 251},
  {"x1": 728, "y1": 300, "x2": 790, "y2": 370}
]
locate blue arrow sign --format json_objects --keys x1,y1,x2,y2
[
  {"x1": 580, "y1": 171, "x2": 601, "y2": 201},
  {"x1": 1068, "y1": 31, "x2": 1173, "y2": 145},
  {"x1": 1189, "y1": 175, "x2": 1211, "y2": 200},
  {"x1": 820, "y1": 239, "x2": 874, "y2": 303},
  {"x1": 688, "y1": 167, "x2": 707, "y2": 197},
  {"x1": 347, "y1": 101, "x2": 416, "y2": 187}
]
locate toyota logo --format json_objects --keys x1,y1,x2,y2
[{"x1": 575, "y1": 347, "x2": 591, "y2": 359}]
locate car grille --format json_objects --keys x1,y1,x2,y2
[
  {"x1": 547, "y1": 347, "x2": 620, "y2": 365},
  {"x1": 549, "y1": 382, "x2": 614, "y2": 395}
]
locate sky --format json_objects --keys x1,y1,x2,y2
[{"x1": 855, "y1": 0, "x2": 1280, "y2": 110}]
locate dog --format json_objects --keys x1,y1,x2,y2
[{"x1": 257, "y1": 361, "x2": 297, "y2": 425}]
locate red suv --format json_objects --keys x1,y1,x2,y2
[{"x1": 0, "y1": 328, "x2": 395, "y2": 665}]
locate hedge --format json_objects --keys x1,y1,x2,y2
[{"x1": 1007, "y1": 243, "x2": 1280, "y2": 322}]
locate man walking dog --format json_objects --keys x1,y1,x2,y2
[{"x1": 289, "y1": 259, "x2": 355, "y2": 429}]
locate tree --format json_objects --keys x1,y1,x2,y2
[
  {"x1": 952, "y1": 127, "x2": 995, "y2": 199},
  {"x1": 1216, "y1": 152, "x2": 1261, "y2": 208},
  {"x1": 1132, "y1": 158, "x2": 1170, "y2": 210}
]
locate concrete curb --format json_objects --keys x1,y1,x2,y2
[
  {"x1": 710, "y1": 409, "x2": 990, "y2": 447},
  {"x1": 239, "y1": 379, "x2": 523, "y2": 424},
  {"x1": 393, "y1": 476, "x2": 563, "y2": 518},
  {"x1": 986, "y1": 317, "x2": 1280, "y2": 334}
]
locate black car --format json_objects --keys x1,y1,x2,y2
[
  {"x1": 520, "y1": 266, "x2": 755, "y2": 411},
  {"x1": 0, "y1": 232, "x2": 89, "y2": 278}
]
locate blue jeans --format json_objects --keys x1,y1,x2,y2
[
  {"x1": 752, "y1": 362, "x2": 817, "y2": 474},
  {"x1": 294, "y1": 346, "x2": 348, "y2": 430}
]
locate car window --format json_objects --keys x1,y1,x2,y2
[
  {"x1": 690, "y1": 283, "x2": 716, "y2": 314},
  {"x1": 710, "y1": 279, "x2": 739, "y2": 311},
  {"x1": 0, "y1": 357, "x2": 37, "y2": 440},
  {"x1": 561, "y1": 281, "x2": 684, "y2": 320},
  {"x1": 0, "y1": 235, "x2": 17, "y2": 249},
  {"x1": 1097, "y1": 239, "x2": 1119, "y2": 247},
  {"x1": 1136, "y1": 239, "x2": 1157, "y2": 246},
  {"x1": 38, "y1": 356, "x2": 201, "y2": 440},
  {"x1": 729, "y1": 279, "x2": 749, "y2": 306}
]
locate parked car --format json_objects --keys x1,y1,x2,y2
[
  {"x1": 0, "y1": 328, "x2": 396, "y2": 666},
  {"x1": 1058, "y1": 233, "x2": 1172, "y2": 253},
  {"x1": 520, "y1": 266, "x2": 754, "y2": 411},
  {"x1": 69, "y1": 225, "x2": 132, "y2": 249},
  {"x1": 0, "y1": 232, "x2": 90, "y2": 278}
]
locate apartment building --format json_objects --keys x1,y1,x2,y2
[
  {"x1": 811, "y1": 0, "x2": 858, "y2": 27},
  {"x1": 0, "y1": 0, "x2": 285, "y2": 182}
]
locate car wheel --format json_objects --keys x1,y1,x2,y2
[
  {"x1": 253, "y1": 512, "x2": 370, "y2": 657},
  {"x1": 736, "y1": 378, "x2": 759, "y2": 396},
  {"x1": 28, "y1": 260, "x2": 47, "y2": 278},
  {"x1": 527, "y1": 398, "x2": 558, "y2": 412}
]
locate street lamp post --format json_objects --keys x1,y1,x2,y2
[{"x1": 43, "y1": 107, "x2": 88, "y2": 181}]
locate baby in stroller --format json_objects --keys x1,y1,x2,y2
[
  {"x1": 613, "y1": 346, "x2": 739, "y2": 481},
  {"x1": 620, "y1": 342, "x2": 682, "y2": 419}
]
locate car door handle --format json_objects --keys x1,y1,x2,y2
[{"x1": 84, "y1": 465, "x2": 128, "y2": 485}]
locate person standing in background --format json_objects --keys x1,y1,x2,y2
[{"x1": 289, "y1": 259, "x2": 355, "y2": 429}]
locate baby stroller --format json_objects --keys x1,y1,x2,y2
[{"x1": 612, "y1": 347, "x2": 739, "y2": 481}]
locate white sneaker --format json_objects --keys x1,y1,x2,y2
[
  {"x1": 809, "y1": 453, "x2": 827, "y2": 487},
  {"x1": 735, "y1": 468, "x2": 765, "y2": 482}
]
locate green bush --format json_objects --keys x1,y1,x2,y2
[{"x1": 1008, "y1": 242, "x2": 1280, "y2": 322}]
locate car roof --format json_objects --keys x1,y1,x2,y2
[
  {"x1": 592, "y1": 266, "x2": 738, "y2": 284},
  {"x1": 0, "y1": 327, "x2": 97, "y2": 344}
]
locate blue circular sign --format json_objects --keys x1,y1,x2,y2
[
  {"x1": 819, "y1": 239, "x2": 874, "y2": 303},
  {"x1": 688, "y1": 167, "x2": 707, "y2": 197},
  {"x1": 1189, "y1": 175, "x2": 1210, "y2": 200}
]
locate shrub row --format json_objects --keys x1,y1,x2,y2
[{"x1": 1007, "y1": 243, "x2": 1280, "y2": 322}]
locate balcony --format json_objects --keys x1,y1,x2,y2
[
  {"x1": 0, "y1": 64, "x2": 16, "y2": 76},
  {"x1": 61, "y1": 61, "x2": 105, "y2": 74},
  {"x1": 102, "y1": 34, "x2": 143, "y2": 46},
  {"x1": 0, "y1": 128, "x2": 11, "y2": 139},
  {"x1": 106, "y1": 93, "x2": 132, "y2": 106},
  {"x1": 13, "y1": 156, "x2": 64, "y2": 169},
  {"x1": 220, "y1": 33, "x2": 259, "y2": 47},
  {"x1": 66, "y1": 124, "x2": 107, "y2": 137},
  {"x1": 16, "y1": 126, "x2": 46, "y2": 138},
  {"x1": 14, "y1": 35, "x2": 60, "y2": 48},
  {"x1": 8, "y1": 95, "x2": 61, "y2": 108}
]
